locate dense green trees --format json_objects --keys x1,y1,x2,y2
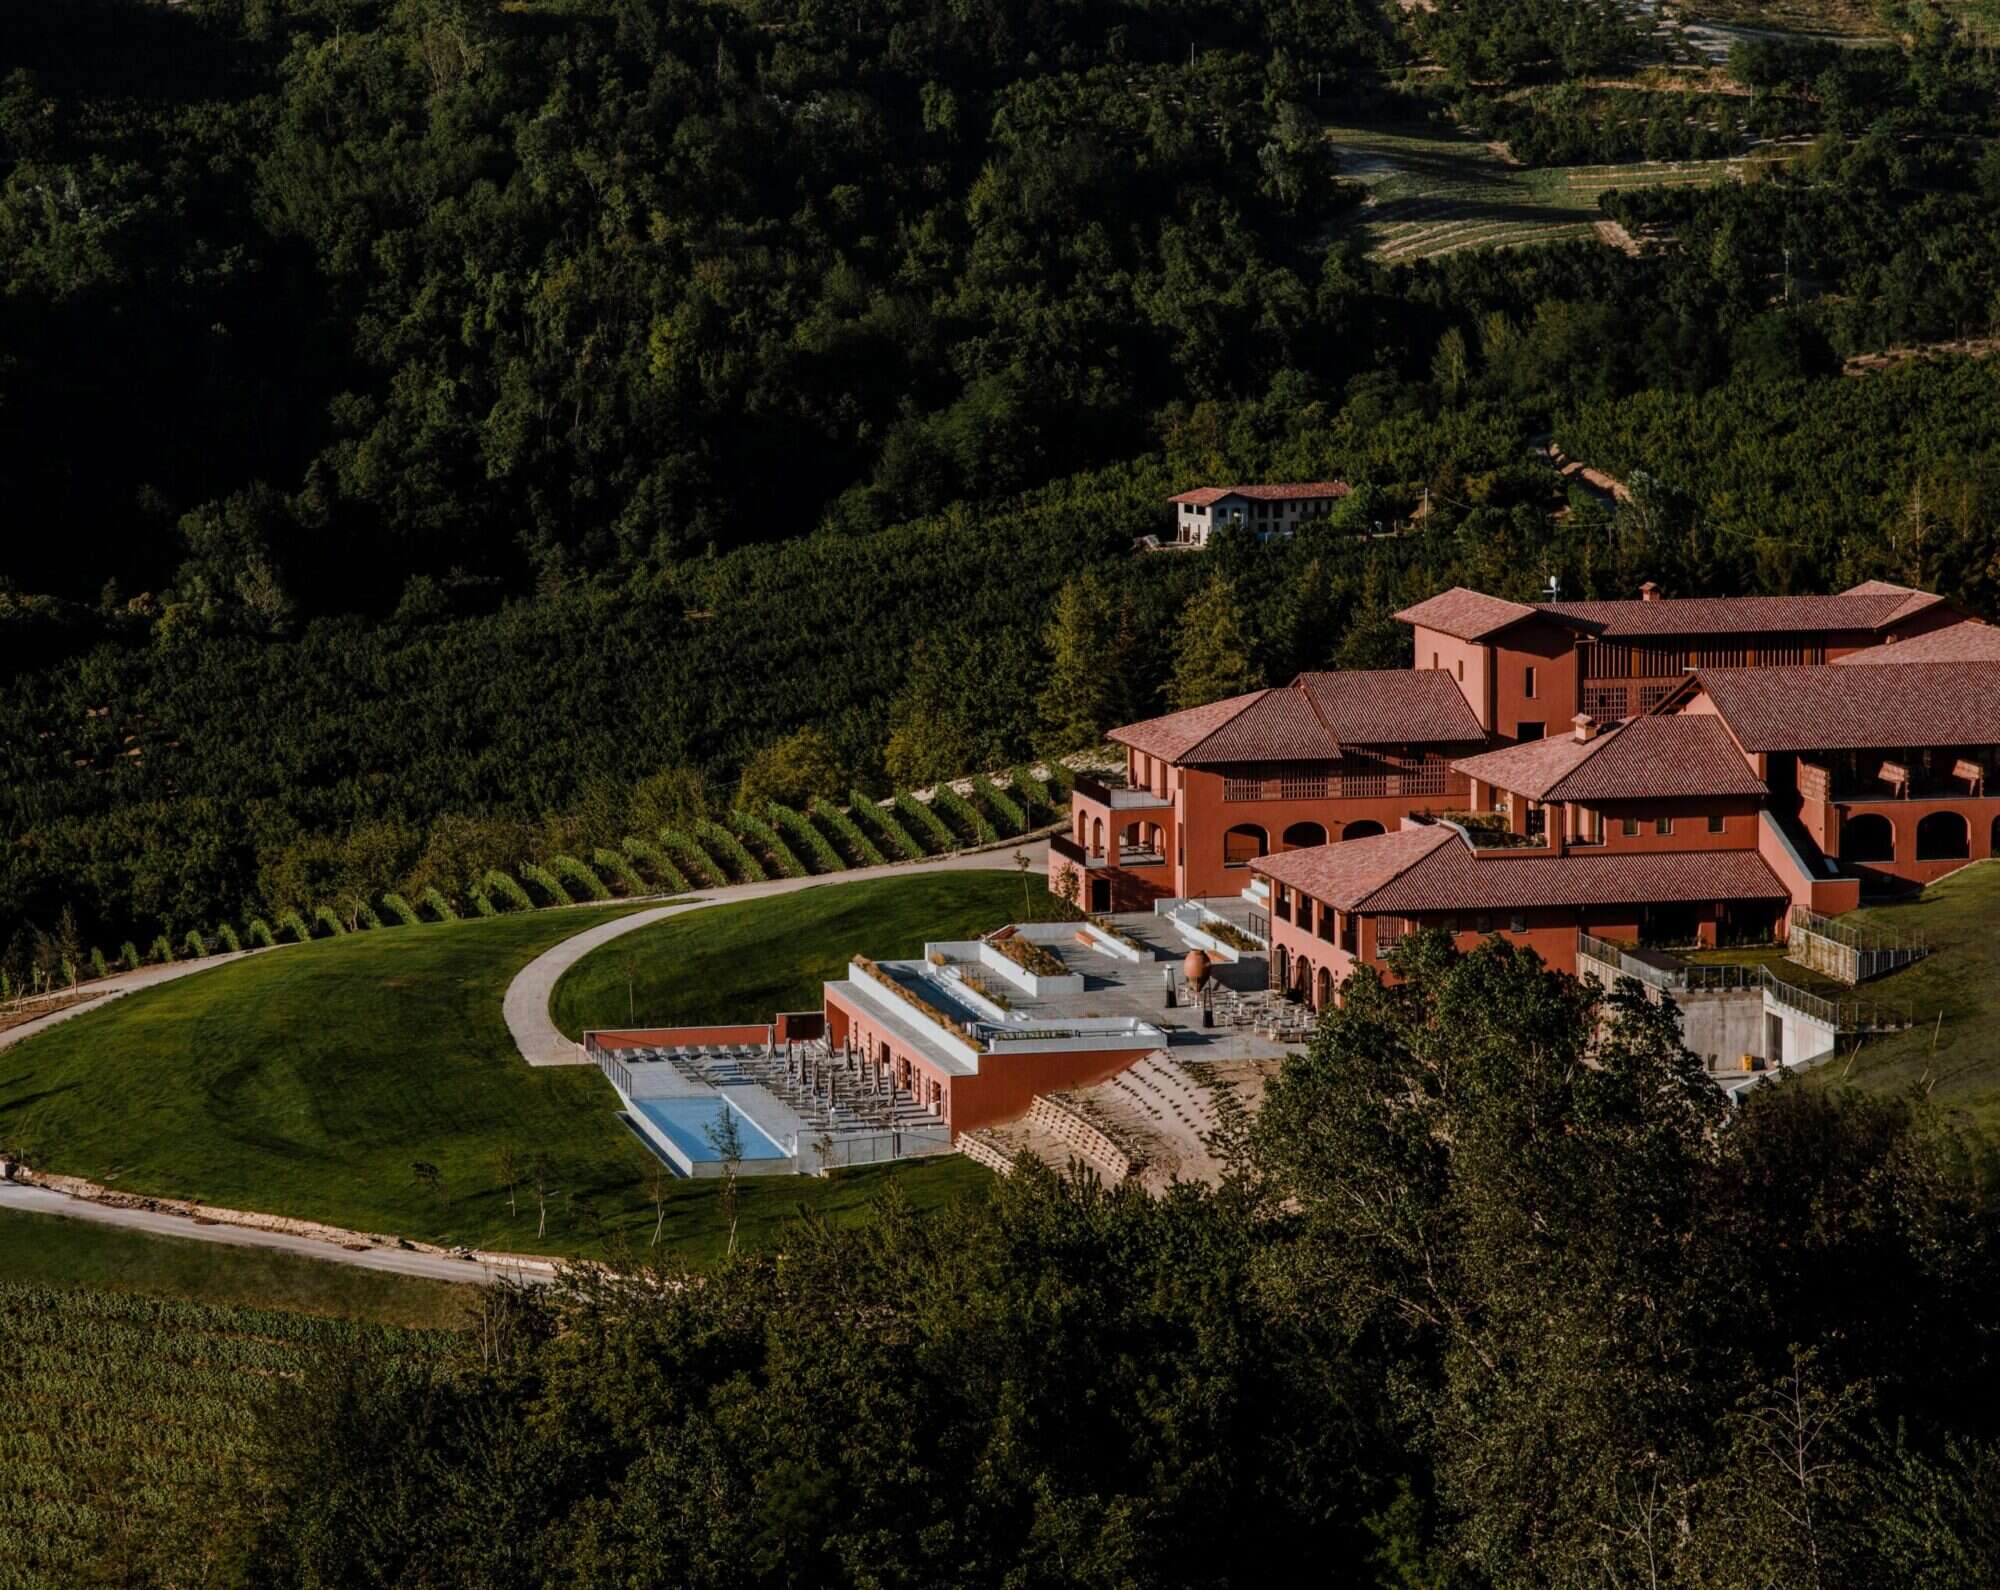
[{"x1": 234, "y1": 938, "x2": 2000, "y2": 1587}]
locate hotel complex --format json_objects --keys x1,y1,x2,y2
[{"x1": 597, "y1": 577, "x2": 2000, "y2": 1171}]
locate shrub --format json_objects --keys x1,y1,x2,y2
[
  {"x1": 89, "y1": 947, "x2": 111, "y2": 980},
  {"x1": 276, "y1": 908, "x2": 311, "y2": 943},
  {"x1": 349, "y1": 898, "x2": 383, "y2": 931},
  {"x1": 184, "y1": 930, "x2": 208, "y2": 958},
  {"x1": 931, "y1": 782, "x2": 997, "y2": 845},
  {"x1": 1007, "y1": 765, "x2": 1048, "y2": 822},
  {"x1": 851, "y1": 791, "x2": 923, "y2": 860},
  {"x1": 730, "y1": 810, "x2": 807, "y2": 878},
  {"x1": 417, "y1": 886, "x2": 460, "y2": 921},
  {"x1": 894, "y1": 791, "x2": 955, "y2": 851},
  {"x1": 1042, "y1": 758, "x2": 1077, "y2": 796},
  {"x1": 810, "y1": 796, "x2": 885, "y2": 867},
  {"x1": 989, "y1": 932, "x2": 1065, "y2": 977},
  {"x1": 768, "y1": 803, "x2": 842, "y2": 872},
  {"x1": 696, "y1": 820, "x2": 767, "y2": 884},
  {"x1": 150, "y1": 934, "x2": 176, "y2": 964},
  {"x1": 549, "y1": 855, "x2": 611, "y2": 901},
  {"x1": 519, "y1": 862, "x2": 573, "y2": 905},
  {"x1": 622, "y1": 837, "x2": 690, "y2": 893},
  {"x1": 217, "y1": 923, "x2": 242, "y2": 953},
  {"x1": 972, "y1": 775, "x2": 1026, "y2": 836},
  {"x1": 381, "y1": 892, "x2": 422, "y2": 926},
  {"x1": 313, "y1": 905, "x2": 347, "y2": 936},
  {"x1": 483, "y1": 869, "x2": 536, "y2": 912},
  {"x1": 470, "y1": 888, "x2": 499, "y2": 917},
  {"x1": 245, "y1": 919, "x2": 276, "y2": 949},
  {"x1": 592, "y1": 846, "x2": 648, "y2": 895},
  {"x1": 121, "y1": 941, "x2": 142, "y2": 971},
  {"x1": 661, "y1": 829, "x2": 724, "y2": 888}
]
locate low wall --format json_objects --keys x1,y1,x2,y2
[
  {"x1": 1026, "y1": 1095, "x2": 1135, "y2": 1182},
  {"x1": 587, "y1": 1025, "x2": 773, "y2": 1052}
]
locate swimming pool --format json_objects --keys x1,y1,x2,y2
[{"x1": 633, "y1": 1095, "x2": 792, "y2": 1167}]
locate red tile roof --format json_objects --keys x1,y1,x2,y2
[
  {"x1": 1454, "y1": 716, "x2": 1763, "y2": 802},
  {"x1": 1692, "y1": 662, "x2": 2000, "y2": 752},
  {"x1": 1252, "y1": 825, "x2": 1458, "y2": 908},
  {"x1": 1533, "y1": 593, "x2": 1924, "y2": 639},
  {"x1": 1833, "y1": 622, "x2": 2000, "y2": 665},
  {"x1": 1394, "y1": 587, "x2": 1540, "y2": 641},
  {"x1": 1107, "y1": 690, "x2": 1276, "y2": 763},
  {"x1": 1110, "y1": 672, "x2": 1484, "y2": 767},
  {"x1": 1168, "y1": 482, "x2": 1350, "y2": 506},
  {"x1": 1296, "y1": 670, "x2": 1487, "y2": 746},
  {"x1": 1360, "y1": 841, "x2": 1788, "y2": 915},
  {"x1": 1255, "y1": 826, "x2": 1786, "y2": 913}
]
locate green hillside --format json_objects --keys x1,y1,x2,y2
[
  {"x1": 0, "y1": 895, "x2": 986, "y2": 1262},
  {"x1": 551, "y1": 868, "x2": 1061, "y2": 1039}
]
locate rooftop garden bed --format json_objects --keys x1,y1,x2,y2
[
  {"x1": 988, "y1": 933, "x2": 1067, "y2": 979},
  {"x1": 851, "y1": 955, "x2": 985, "y2": 1050},
  {"x1": 1086, "y1": 915, "x2": 1147, "y2": 953},
  {"x1": 1203, "y1": 919, "x2": 1263, "y2": 953}
]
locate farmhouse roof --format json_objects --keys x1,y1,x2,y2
[
  {"x1": 1168, "y1": 482, "x2": 1351, "y2": 506},
  {"x1": 1833, "y1": 622, "x2": 2000, "y2": 665},
  {"x1": 1453, "y1": 715, "x2": 1764, "y2": 802},
  {"x1": 1691, "y1": 662, "x2": 2000, "y2": 752},
  {"x1": 1532, "y1": 592, "x2": 1929, "y2": 639},
  {"x1": 1255, "y1": 827, "x2": 1786, "y2": 913}
]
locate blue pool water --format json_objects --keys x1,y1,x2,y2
[{"x1": 633, "y1": 1096, "x2": 791, "y2": 1165}]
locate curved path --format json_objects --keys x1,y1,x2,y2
[
  {"x1": 0, "y1": 1180, "x2": 554, "y2": 1287},
  {"x1": 505, "y1": 840, "x2": 1050, "y2": 1067},
  {"x1": 0, "y1": 948, "x2": 268, "y2": 1057}
]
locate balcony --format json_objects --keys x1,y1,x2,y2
[
  {"x1": 1801, "y1": 756, "x2": 1991, "y2": 804},
  {"x1": 1050, "y1": 834, "x2": 1108, "y2": 870},
  {"x1": 1073, "y1": 771, "x2": 1173, "y2": 811},
  {"x1": 1222, "y1": 765, "x2": 1466, "y2": 803}
]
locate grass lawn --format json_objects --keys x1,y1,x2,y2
[
  {"x1": 551, "y1": 868, "x2": 1066, "y2": 1038},
  {"x1": 0, "y1": 1206, "x2": 475, "y2": 1329},
  {"x1": 0, "y1": 892, "x2": 999, "y2": 1266},
  {"x1": 1793, "y1": 862, "x2": 2000, "y2": 1130}
]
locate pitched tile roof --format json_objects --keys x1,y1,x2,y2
[
  {"x1": 1296, "y1": 670, "x2": 1487, "y2": 746},
  {"x1": 1107, "y1": 690, "x2": 1276, "y2": 763},
  {"x1": 1833, "y1": 622, "x2": 2000, "y2": 665},
  {"x1": 1453, "y1": 716, "x2": 1764, "y2": 802},
  {"x1": 1168, "y1": 482, "x2": 1350, "y2": 506},
  {"x1": 1252, "y1": 825, "x2": 1458, "y2": 908},
  {"x1": 1692, "y1": 663, "x2": 2000, "y2": 752},
  {"x1": 1359, "y1": 842, "x2": 1788, "y2": 914},
  {"x1": 1394, "y1": 587, "x2": 1540, "y2": 641},
  {"x1": 1255, "y1": 827, "x2": 1786, "y2": 913},
  {"x1": 1532, "y1": 589, "x2": 1951, "y2": 639},
  {"x1": 1182, "y1": 686, "x2": 1339, "y2": 762}
]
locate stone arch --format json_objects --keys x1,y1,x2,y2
[
  {"x1": 1282, "y1": 820, "x2": 1328, "y2": 849},
  {"x1": 1842, "y1": 812, "x2": 1894, "y2": 863},
  {"x1": 1916, "y1": 810, "x2": 1969, "y2": 861},
  {"x1": 1340, "y1": 819, "x2": 1386, "y2": 841},
  {"x1": 1223, "y1": 823, "x2": 1268, "y2": 868}
]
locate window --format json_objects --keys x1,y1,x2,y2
[
  {"x1": 1517, "y1": 722, "x2": 1545, "y2": 742},
  {"x1": 1655, "y1": 817, "x2": 1674, "y2": 836},
  {"x1": 1707, "y1": 814, "x2": 1725, "y2": 834},
  {"x1": 1223, "y1": 824, "x2": 1268, "y2": 868},
  {"x1": 1510, "y1": 913, "x2": 1527, "y2": 933},
  {"x1": 1456, "y1": 659, "x2": 1464, "y2": 681},
  {"x1": 1475, "y1": 914, "x2": 1492, "y2": 934},
  {"x1": 1524, "y1": 666, "x2": 1537, "y2": 699},
  {"x1": 1621, "y1": 817, "x2": 1641, "y2": 837},
  {"x1": 1432, "y1": 652, "x2": 1440, "y2": 669}
]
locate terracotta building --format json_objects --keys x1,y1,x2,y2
[{"x1": 1058, "y1": 578, "x2": 1998, "y2": 1011}]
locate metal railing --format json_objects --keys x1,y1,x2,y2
[{"x1": 1575, "y1": 933, "x2": 1920, "y2": 1034}]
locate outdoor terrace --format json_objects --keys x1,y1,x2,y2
[{"x1": 1073, "y1": 770, "x2": 1174, "y2": 811}]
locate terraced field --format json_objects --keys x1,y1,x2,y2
[{"x1": 1327, "y1": 123, "x2": 1793, "y2": 263}]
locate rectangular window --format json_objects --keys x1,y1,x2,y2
[
  {"x1": 1510, "y1": 913, "x2": 1527, "y2": 933},
  {"x1": 1656, "y1": 817, "x2": 1674, "y2": 836},
  {"x1": 1432, "y1": 652, "x2": 1440, "y2": 669},
  {"x1": 1517, "y1": 722, "x2": 1545, "y2": 742},
  {"x1": 1456, "y1": 659, "x2": 1464, "y2": 681},
  {"x1": 1621, "y1": 817, "x2": 1640, "y2": 837},
  {"x1": 1707, "y1": 814, "x2": 1726, "y2": 834},
  {"x1": 1475, "y1": 914, "x2": 1492, "y2": 934},
  {"x1": 1524, "y1": 666, "x2": 1538, "y2": 699}
]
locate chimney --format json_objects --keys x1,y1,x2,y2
[
  {"x1": 1573, "y1": 713, "x2": 1596, "y2": 743},
  {"x1": 1639, "y1": 580, "x2": 1661, "y2": 602}
]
